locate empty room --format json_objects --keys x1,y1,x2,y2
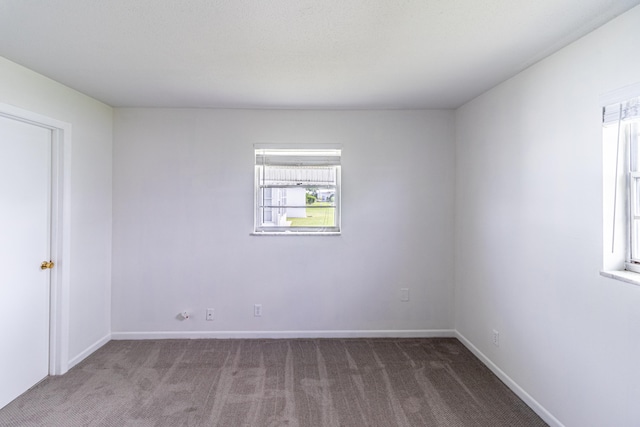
[{"x1": 1, "y1": 1, "x2": 639, "y2": 426}]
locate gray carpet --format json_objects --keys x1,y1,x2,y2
[{"x1": 0, "y1": 338, "x2": 547, "y2": 426}]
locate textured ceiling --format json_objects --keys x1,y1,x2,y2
[{"x1": 0, "y1": 0, "x2": 639, "y2": 109}]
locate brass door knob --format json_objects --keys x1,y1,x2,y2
[{"x1": 40, "y1": 261, "x2": 54, "y2": 270}]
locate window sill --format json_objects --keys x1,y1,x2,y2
[
  {"x1": 600, "y1": 270, "x2": 640, "y2": 287},
  {"x1": 251, "y1": 231, "x2": 341, "y2": 236}
]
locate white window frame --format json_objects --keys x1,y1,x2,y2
[
  {"x1": 626, "y1": 123, "x2": 640, "y2": 272},
  {"x1": 602, "y1": 94, "x2": 640, "y2": 281},
  {"x1": 253, "y1": 144, "x2": 342, "y2": 235}
]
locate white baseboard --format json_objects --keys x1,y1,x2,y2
[
  {"x1": 455, "y1": 331, "x2": 565, "y2": 427},
  {"x1": 111, "y1": 329, "x2": 456, "y2": 340},
  {"x1": 66, "y1": 333, "x2": 111, "y2": 371}
]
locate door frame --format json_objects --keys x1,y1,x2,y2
[{"x1": 0, "y1": 103, "x2": 71, "y2": 375}]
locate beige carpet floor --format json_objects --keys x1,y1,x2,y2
[{"x1": 0, "y1": 338, "x2": 547, "y2": 426}]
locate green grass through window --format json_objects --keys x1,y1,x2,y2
[{"x1": 289, "y1": 202, "x2": 335, "y2": 227}]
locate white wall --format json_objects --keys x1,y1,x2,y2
[
  {"x1": 455, "y1": 6, "x2": 640, "y2": 427},
  {"x1": 112, "y1": 109, "x2": 455, "y2": 336},
  {"x1": 0, "y1": 57, "x2": 113, "y2": 364},
  {"x1": 6, "y1": 4, "x2": 638, "y2": 422}
]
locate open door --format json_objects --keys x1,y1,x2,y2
[{"x1": 0, "y1": 115, "x2": 52, "y2": 409}]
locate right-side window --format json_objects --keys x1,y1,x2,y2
[
  {"x1": 626, "y1": 120, "x2": 640, "y2": 266},
  {"x1": 604, "y1": 97, "x2": 640, "y2": 272}
]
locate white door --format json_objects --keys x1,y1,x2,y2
[{"x1": 0, "y1": 115, "x2": 52, "y2": 409}]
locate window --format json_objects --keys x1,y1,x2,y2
[
  {"x1": 628, "y1": 121, "x2": 640, "y2": 269},
  {"x1": 254, "y1": 145, "x2": 341, "y2": 234},
  {"x1": 603, "y1": 96, "x2": 640, "y2": 274}
]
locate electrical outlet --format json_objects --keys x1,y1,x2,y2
[
  {"x1": 400, "y1": 288, "x2": 410, "y2": 302},
  {"x1": 492, "y1": 329, "x2": 500, "y2": 347},
  {"x1": 206, "y1": 308, "x2": 214, "y2": 321},
  {"x1": 254, "y1": 304, "x2": 262, "y2": 317}
]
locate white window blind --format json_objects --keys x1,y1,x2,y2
[{"x1": 603, "y1": 97, "x2": 640, "y2": 125}]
